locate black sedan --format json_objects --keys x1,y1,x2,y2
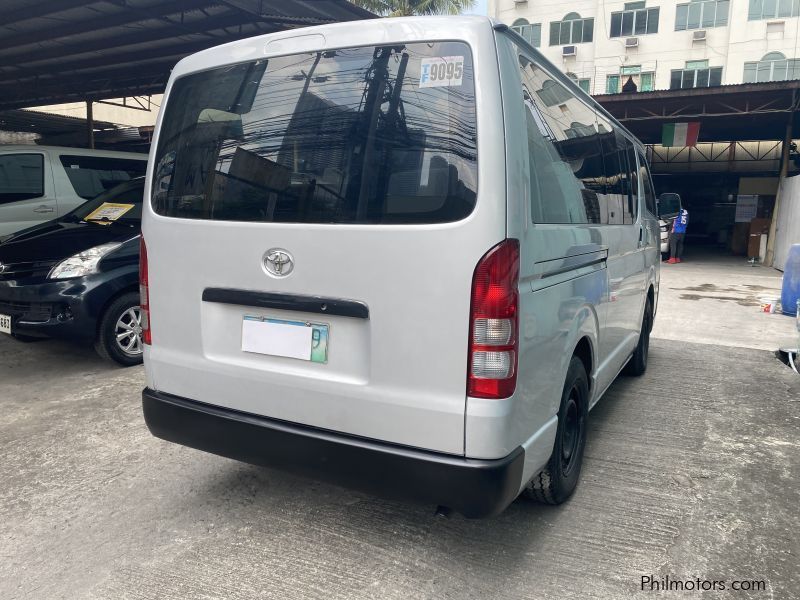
[{"x1": 0, "y1": 178, "x2": 144, "y2": 366}]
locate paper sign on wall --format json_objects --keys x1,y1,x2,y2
[
  {"x1": 419, "y1": 56, "x2": 464, "y2": 88},
  {"x1": 735, "y1": 195, "x2": 758, "y2": 223}
]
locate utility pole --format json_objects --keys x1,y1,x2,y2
[{"x1": 86, "y1": 100, "x2": 94, "y2": 149}]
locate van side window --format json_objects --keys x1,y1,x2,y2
[
  {"x1": 517, "y1": 53, "x2": 607, "y2": 224},
  {"x1": 59, "y1": 155, "x2": 146, "y2": 200},
  {"x1": 625, "y1": 143, "x2": 640, "y2": 219},
  {"x1": 638, "y1": 151, "x2": 657, "y2": 215},
  {"x1": 0, "y1": 154, "x2": 43, "y2": 205}
]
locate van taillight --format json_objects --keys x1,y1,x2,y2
[
  {"x1": 468, "y1": 239, "x2": 520, "y2": 399},
  {"x1": 139, "y1": 236, "x2": 151, "y2": 346}
]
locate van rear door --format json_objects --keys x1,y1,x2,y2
[{"x1": 144, "y1": 41, "x2": 504, "y2": 456}]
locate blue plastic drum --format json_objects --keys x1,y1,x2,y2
[{"x1": 781, "y1": 244, "x2": 800, "y2": 316}]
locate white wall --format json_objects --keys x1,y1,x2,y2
[
  {"x1": 773, "y1": 173, "x2": 800, "y2": 270},
  {"x1": 30, "y1": 96, "x2": 162, "y2": 128},
  {"x1": 489, "y1": 0, "x2": 800, "y2": 95}
]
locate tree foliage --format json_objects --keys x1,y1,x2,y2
[{"x1": 350, "y1": 0, "x2": 476, "y2": 17}]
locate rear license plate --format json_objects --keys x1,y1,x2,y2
[
  {"x1": 0, "y1": 313, "x2": 10, "y2": 335},
  {"x1": 241, "y1": 316, "x2": 328, "y2": 363}
]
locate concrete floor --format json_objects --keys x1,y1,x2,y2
[
  {"x1": 1, "y1": 253, "x2": 799, "y2": 599},
  {"x1": 652, "y1": 248, "x2": 797, "y2": 351}
]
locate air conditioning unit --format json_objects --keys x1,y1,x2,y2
[
  {"x1": 625, "y1": 37, "x2": 639, "y2": 48},
  {"x1": 692, "y1": 30, "x2": 707, "y2": 42},
  {"x1": 513, "y1": 0, "x2": 528, "y2": 4},
  {"x1": 562, "y1": 45, "x2": 577, "y2": 57}
]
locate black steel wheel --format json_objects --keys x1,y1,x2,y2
[
  {"x1": 624, "y1": 296, "x2": 653, "y2": 376},
  {"x1": 524, "y1": 356, "x2": 589, "y2": 505}
]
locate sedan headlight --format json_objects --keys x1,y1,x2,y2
[{"x1": 48, "y1": 242, "x2": 121, "y2": 279}]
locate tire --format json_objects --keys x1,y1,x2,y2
[
  {"x1": 95, "y1": 292, "x2": 144, "y2": 367},
  {"x1": 624, "y1": 295, "x2": 653, "y2": 377},
  {"x1": 524, "y1": 356, "x2": 589, "y2": 505}
]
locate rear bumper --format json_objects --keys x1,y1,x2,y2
[{"x1": 142, "y1": 388, "x2": 525, "y2": 518}]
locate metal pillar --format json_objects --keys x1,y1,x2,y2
[
  {"x1": 86, "y1": 100, "x2": 94, "y2": 149},
  {"x1": 765, "y1": 118, "x2": 792, "y2": 266}
]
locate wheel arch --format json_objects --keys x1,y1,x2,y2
[{"x1": 94, "y1": 284, "x2": 140, "y2": 340}]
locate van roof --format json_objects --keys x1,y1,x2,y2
[
  {"x1": 0, "y1": 145, "x2": 147, "y2": 159},
  {"x1": 171, "y1": 15, "x2": 494, "y2": 77}
]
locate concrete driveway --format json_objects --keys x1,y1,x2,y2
[{"x1": 1, "y1": 256, "x2": 798, "y2": 599}]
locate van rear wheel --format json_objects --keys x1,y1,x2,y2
[
  {"x1": 524, "y1": 356, "x2": 588, "y2": 505},
  {"x1": 624, "y1": 296, "x2": 653, "y2": 377},
  {"x1": 95, "y1": 292, "x2": 144, "y2": 367}
]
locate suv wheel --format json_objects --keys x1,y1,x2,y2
[{"x1": 95, "y1": 292, "x2": 144, "y2": 366}]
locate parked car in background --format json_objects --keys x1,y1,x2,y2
[
  {"x1": 658, "y1": 192, "x2": 682, "y2": 259},
  {"x1": 0, "y1": 178, "x2": 144, "y2": 365},
  {"x1": 141, "y1": 17, "x2": 660, "y2": 518},
  {"x1": 0, "y1": 145, "x2": 147, "y2": 237}
]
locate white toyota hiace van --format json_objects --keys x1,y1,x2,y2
[
  {"x1": 142, "y1": 17, "x2": 660, "y2": 517},
  {"x1": 0, "y1": 146, "x2": 147, "y2": 237}
]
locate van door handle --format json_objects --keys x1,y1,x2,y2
[
  {"x1": 33, "y1": 205, "x2": 54, "y2": 213},
  {"x1": 638, "y1": 226, "x2": 647, "y2": 248}
]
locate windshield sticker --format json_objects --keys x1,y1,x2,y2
[
  {"x1": 84, "y1": 202, "x2": 135, "y2": 224},
  {"x1": 419, "y1": 56, "x2": 464, "y2": 88}
]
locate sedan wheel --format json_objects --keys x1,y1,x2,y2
[
  {"x1": 114, "y1": 307, "x2": 144, "y2": 357},
  {"x1": 95, "y1": 292, "x2": 144, "y2": 367}
]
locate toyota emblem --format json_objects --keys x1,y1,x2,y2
[{"x1": 263, "y1": 249, "x2": 294, "y2": 277}]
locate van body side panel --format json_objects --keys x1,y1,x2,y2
[
  {"x1": 464, "y1": 34, "x2": 605, "y2": 471},
  {"x1": 143, "y1": 19, "x2": 506, "y2": 456}
]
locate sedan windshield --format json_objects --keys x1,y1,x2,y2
[{"x1": 65, "y1": 179, "x2": 144, "y2": 225}]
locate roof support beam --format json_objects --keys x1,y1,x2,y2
[
  {"x1": 0, "y1": 0, "x2": 215, "y2": 52},
  {"x1": 0, "y1": 41, "x2": 214, "y2": 85},
  {"x1": 1, "y1": 0, "x2": 100, "y2": 27},
  {"x1": 0, "y1": 12, "x2": 259, "y2": 66},
  {"x1": 219, "y1": 0, "x2": 341, "y2": 25}
]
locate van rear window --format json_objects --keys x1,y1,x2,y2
[{"x1": 152, "y1": 42, "x2": 477, "y2": 224}]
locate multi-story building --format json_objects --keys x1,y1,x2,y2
[{"x1": 489, "y1": 0, "x2": 800, "y2": 96}]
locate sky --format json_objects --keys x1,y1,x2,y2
[{"x1": 462, "y1": 0, "x2": 488, "y2": 16}]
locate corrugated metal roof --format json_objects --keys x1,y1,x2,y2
[
  {"x1": 595, "y1": 80, "x2": 800, "y2": 144},
  {"x1": 0, "y1": 0, "x2": 375, "y2": 110}
]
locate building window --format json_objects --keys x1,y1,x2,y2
[
  {"x1": 567, "y1": 72, "x2": 592, "y2": 94},
  {"x1": 511, "y1": 18, "x2": 542, "y2": 47},
  {"x1": 549, "y1": 13, "x2": 595, "y2": 45},
  {"x1": 610, "y1": 4, "x2": 660, "y2": 37},
  {"x1": 748, "y1": 0, "x2": 800, "y2": 20},
  {"x1": 606, "y1": 66, "x2": 654, "y2": 93},
  {"x1": 670, "y1": 61, "x2": 723, "y2": 88},
  {"x1": 743, "y1": 52, "x2": 800, "y2": 82},
  {"x1": 537, "y1": 79, "x2": 573, "y2": 106},
  {"x1": 564, "y1": 122, "x2": 597, "y2": 139},
  {"x1": 675, "y1": 0, "x2": 729, "y2": 30}
]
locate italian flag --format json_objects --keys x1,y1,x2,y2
[{"x1": 662, "y1": 122, "x2": 700, "y2": 147}]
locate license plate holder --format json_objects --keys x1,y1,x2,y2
[
  {"x1": 241, "y1": 316, "x2": 328, "y2": 363},
  {"x1": 0, "y1": 313, "x2": 10, "y2": 335}
]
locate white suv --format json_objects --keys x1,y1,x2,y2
[{"x1": 0, "y1": 146, "x2": 146, "y2": 236}]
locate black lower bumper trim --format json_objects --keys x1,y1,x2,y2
[{"x1": 142, "y1": 388, "x2": 525, "y2": 518}]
